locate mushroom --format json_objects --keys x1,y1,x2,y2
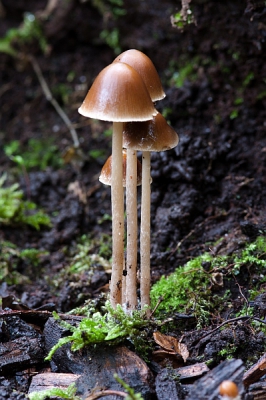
[
  {"x1": 113, "y1": 49, "x2": 165, "y2": 310},
  {"x1": 113, "y1": 49, "x2": 166, "y2": 102},
  {"x1": 219, "y1": 380, "x2": 240, "y2": 399},
  {"x1": 99, "y1": 150, "x2": 142, "y2": 187},
  {"x1": 99, "y1": 150, "x2": 142, "y2": 305},
  {"x1": 78, "y1": 62, "x2": 157, "y2": 308},
  {"x1": 123, "y1": 112, "x2": 179, "y2": 308}
]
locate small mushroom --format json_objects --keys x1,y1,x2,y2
[
  {"x1": 114, "y1": 49, "x2": 165, "y2": 310},
  {"x1": 78, "y1": 62, "x2": 157, "y2": 307},
  {"x1": 219, "y1": 380, "x2": 240, "y2": 399},
  {"x1": 123, "y1": 112, "x2": 179, "y2": 308},
  {"x1": 99, "y1": 150, "x2": 142, "y2": 187},
  {"x1": 113, "y1": 49, "x2": 166, "y2": 102}
]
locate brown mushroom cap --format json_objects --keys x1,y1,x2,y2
[
  {"x1": 78, "y1": 62, "x2": 157, "y2": 122},
  {"x1": 123, "y1": 112, "x2": 179, "y2": 152},
  {"x1": 219, "y1": 381, "x2": 239, "y2": 398},
  {"x1": 99, "y1": 150, "x2": 142, "y2": 186},
  {"x1": 113, "y1": 49, "x2": 165, "y2": 102}
]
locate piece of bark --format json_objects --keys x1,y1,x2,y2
[
  {"x1": 177, "y1": 362, "x2": 210, "y2": 381},
  {"x1": 186, "y1": 359, "x2": 245, "y2": 400},
  {"x1": 243, "y1": 352, "x2": 266, "y2": 387},
  {"x1": 155, "y1": 368, "x2": 182, "y2": 400},
  {"x1": 245, "y1": 378, "x2": 266, "y2": 400},
  {"x1": 44, "y1": 317, "x2": 154, "y2": 399},
  {"x1": 155, "y1": 363, "x2": 209, "y2": 400},
  {"x1": 0, "y1": 315, "x2": 45, "y2": 374},
  {"x1": 28, "y1": 372, "x2": 80, "y2": 394},
  {"x1": 0, "y1": 337, "x2": 45, "y2": 374}
]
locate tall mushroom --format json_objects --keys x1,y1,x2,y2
[
  {"x1": 99, "y1": 150, "x2": 142, "y2": 305},
  {"x1": 113, "y1": 49, "x2": 165, "y2": 310},
  {"x1": 123, "y1": 112, "x2": 179, "y2": 308},
  {"x1": 78, "y1": 62, "x2": 157, "y2": 308}
]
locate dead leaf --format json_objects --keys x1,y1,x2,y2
[{"x1": 153, "y1": 331, "x2": 189, "y2": 362}]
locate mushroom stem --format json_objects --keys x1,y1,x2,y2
[
  {"x1": 140, "y1": 150, "x2": 151, "y2": 308},
  {"x1": 110, "y1": 121, "x2": 124, "y2": 307},
  {"x1": 126, "y1": 148, "x2": 138, "y2": 310}
]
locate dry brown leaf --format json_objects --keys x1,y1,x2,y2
[{"x1": 153, "y1": 331, "x2": 189, "y2": 362}]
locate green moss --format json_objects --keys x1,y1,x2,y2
[
  {"x1": 0, "y1": 241, "x2": 48, "y2": 284},
  {"x1": 0, "y1": 174, "x2": 51, "y2": 230},
  {"x1": 28, "y1": 383, "x2": 80, "y2": 400},
  {"x1": 150, "y1": 253, "x2": 212, "y2": 326},
  {"x1": 150, "y1": 236, "x2": 266, "y2": 326},
  {"x1": 45, "y1": 301, "x2": 151, "y2": 361},
  {"x1": 0, "y1": 12, "x2": 48, "y2": 57},
  {"x1": 67, "y1": 233, "x2": 111, "y2": 275},
  {"x1": 4, "y1": 138, "x2": 63, "y2": 171}
]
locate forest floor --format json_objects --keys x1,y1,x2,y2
[{"x1": 0, "y1": 0, "x2": 266, "y2": 399}]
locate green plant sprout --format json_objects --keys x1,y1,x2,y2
[
  {"x1": 114, "y1": 374, "x2": 144, "y2": 400},
  {"x1": 99, "y1": 28, "x2": 122, "y2": 54},
  {"x1": 4, "y1": 138, "x2": 63, "y2": 171},
  {"x1": 0, "y1": 241, "x2": 48, "y2": 284},
  {"x1": 150, "y1": 236, "x2": 266, "y2": 326},
  {"x1": 45, "y1": 301, "x2": 150, "y2": 361},
  {"x1": 28, "y1": 383, "x2": 80, "y2": 400},
  {"x1": 0, "y1": 12, "x2": 47, "y2": 57},
  {"x1": 171, "y1": 6, "x2": 195, "y2": 31},
  {"x1": 28, "y1": 375, "x2": 144, "y2": 400},
  {"x1": 92, "y1": 0, "x2": 126, "y2": 18},
  {"x1": 67, "y1": 234, "x2": 111, "y2": 275},
  {"x1": 0, "y1": 174, "x2": 51, "y2": 230},
  {"x1": 218, "y1": 344, "x2": 237, "y2": 360}
]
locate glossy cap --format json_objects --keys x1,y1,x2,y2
[
  {"x1": 99, "y1": 150, "x2": 142, "y2": 186},
  {"x1": 78, "y1": 63, "x2": 157, "y2": 122},
  {"x1": 219, "y1": 381, "x2": 239, "y2": 398},
  {"x1": 123, "y1": 112, "x2": 179, "y2": 152},
  {"x1": 113, "y1": 49, "x2": 166, "y2": 102}
]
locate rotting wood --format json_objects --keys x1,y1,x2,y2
[
  {"x1": 186, "y1": 359, "x2": 245, "y2": 400},
  {"x1": 44, "y1": 317, "x2": 155, "y2": 398},
  {"x1": 177, "y1": 362, "x2": 210, "y2": 381},
  {"x1": 243, "y1": 352, "x2": 266, "y2": 387},
  {"x1": 0, "y1": 337, "x2": 45, "y2": 374},
  {"x1": 28, "y1": 372, "x2": 80, "y2": 394},
  {"x1": 245, "y1": 379, "x2": 266, "y2": 400}
]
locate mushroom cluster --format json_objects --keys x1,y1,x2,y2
[{"x1": 79, "y1": 49, "x2": 179, "y2": 312}]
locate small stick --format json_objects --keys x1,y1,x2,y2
[
  {"x1": 85, "y1": 389, "x2": 128, "y2": 399},
  {"x1": 192, "y1": 315, "x2": 266, "y2": 345},
  {"x1": 149, "y1": 296, "x2": 164, "y2": 319},
  {"x1": 28, "y1": 55, "x2": 80, "y2": 148}
]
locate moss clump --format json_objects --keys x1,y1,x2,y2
[
  {"x1": 150, "y1": 253, "x2": 212, "y2": 326},
  {"x1": 45, "y1": 301, "x2": 151, "y2": 361},
  {"x1": 0, "y1": 241, "x2": 48, "y2": 284},
  {"x1": 4, "y1": 138, "x2": 63, "y2": 171},
  {"x1": 28, "y1": 383, "x2": 80, "y2": 400},
  {"x1": 150, "y1": 236, "x2": 266, "y2": 326},
  {"x1": 0, "y1": 174, "x2": 51, "y2": 230}
]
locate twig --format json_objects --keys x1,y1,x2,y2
[
  {"x1": 85, "y1": 390, "x2": 128, "y2": 399},
  {"x1": 149, "y1": 296, "x2": 164, "y2": 319},
  {"x1": 28, "y1": 54, "x2": 80, "y2": 148},
  {"x1": 192, "y1": 315, "x2": 266, "y2": 345}
]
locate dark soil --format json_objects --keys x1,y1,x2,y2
[{"x1": 0, "y1": 0, "x2": 266, "y2": 399}]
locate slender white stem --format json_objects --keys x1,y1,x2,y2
[
  {"x1": 126, "y1": 149, "x2": 138, "y2": 310},
  {"x1": 109, "y1": 122, "x2": 124, "y2": 307},
  {"x1": 140, "y1": 151, "x2": 151, "y2": 308}
]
